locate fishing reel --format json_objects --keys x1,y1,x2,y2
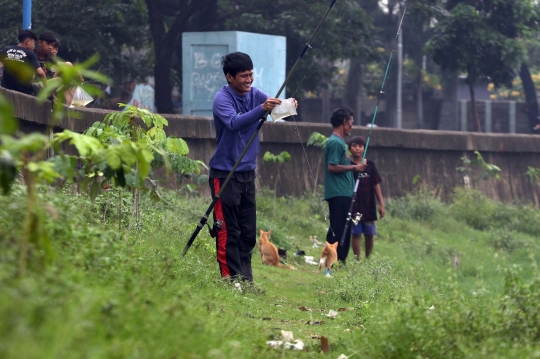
[
  {"x1": 351, "y1": 212, "x2": 362, "y2": 226},
  {"x1": 206, "y1": 219, "x2": 223, "y2": 238}
]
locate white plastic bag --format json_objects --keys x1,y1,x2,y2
[
  {"x1": 71, "y1": 86, "x2": 94, "y2": 107},
  {"x1": 270, "y1": 98, "x2": 297, "y2": 122}
]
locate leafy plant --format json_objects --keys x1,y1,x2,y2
[
  {"x1": 525, "y1": 166, "x2": 540, "y2": 186},
  {"x1": 72, "y1": 103, "x2": 202, "y2": 228},
  {"x1": 457, "y1": 150, "x2": 501, "y2": 182},
  {"x1": 307, "y1": 132, "x2": 328, "y2": 149},
  {"x1": 307, "y1": 132, "x2": 329, "y2": 193},
  {"x1": 263, "y1": 151, "x2": 291, "y2": 215},
  {"x1": 0, "y1": 60, "x2": 110, "y2": 274},
  {"x1": 450, "y1": 187, "x2": 496, "y2": 231},
  {"x1": 388, "y1": 185, "x2": 447, "y2": 222}
]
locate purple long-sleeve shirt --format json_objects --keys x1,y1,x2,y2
[{"x1": 209, "y1": 85, "x2": 269, "y2": 172}]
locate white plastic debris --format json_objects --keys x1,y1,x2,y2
[
  {"x1": 266, "y1": 339, "x2": 304, "y2": 351},
  {"x1": 285, "y1": 340, "x2": 304, "y2": 351},
  {"x1": 267, "y1": 340, "x2": 283, "y2": 349},
  {"x1": 336, "y1": 355, "x2": 349, "y2": 359},
  {"x1": 304, "y1": 256, "x2": 318, "y2": 265},
  {"x1": 270, "y1": 98, "x2": 297, "y2": 122},
  {"x1": 428, "y1": 305, "x2": 435, "y2": 310},
  {"x1": 310, "y1": 235, "x2": 323, "y2": 246},
  {"x1": 326, "y1": 310, "x2": 339, "y2": 318},
  {"x1": 234, "y1": 283, "x2": 242, "y2": 292}
]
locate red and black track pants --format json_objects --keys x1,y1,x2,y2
[{"x1": 209, "y1": 177, "x2": 256, "y2": 281}]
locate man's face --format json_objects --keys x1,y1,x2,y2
[
  {"x1": 226, "y1": 69, "x2": 254, "y2": 95},
  {"x1": 343, "y1": 116, "x2": 354, "y2": 136},
  {"x1": 38, "y1": 40, "x2": 54, "y2": 54}
]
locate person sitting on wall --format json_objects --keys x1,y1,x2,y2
[
  {"x1": 0, "y1": 29, "x2": 48, "y2": 96},
  {"x1": 35, "y1": 31, "x2": 57, "y2": 79},
  {"x1": 35, "y1": 32, "x2": 83, "y2": 105}
]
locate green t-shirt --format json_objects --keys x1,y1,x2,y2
[{"x1": 323, "y1": 134, "x2": 353, "y2": 199}]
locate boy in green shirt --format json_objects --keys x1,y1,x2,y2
[{"x1": 323, "y1": 107, "x2": 366, "y2": 263}]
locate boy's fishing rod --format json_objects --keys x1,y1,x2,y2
[
  {"x1": 183, "y1": 0, "x2": 339, "y2": 256},
  {"x1": 340, "y1": 7, "x2": 407, "y2": 246}
]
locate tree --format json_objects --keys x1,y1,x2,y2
[
  {"x1": 0, "y1": 0, "x2": 150, "y2": 89},
  {"x1": 144, "y1": 0, "x2": 219, "y2": 114},
  {"x1": 426, "y1": 0, "x2": 534, "y2": 132},
  {"x1": 220, "y1": 0, "x2": 377, "y2": 104}
]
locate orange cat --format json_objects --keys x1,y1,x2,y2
[
  {"x1": 318, "y1": 241, "x2": 339, "y2": 274},
  {"x1": 258, "y1": 229, "x2": 294, "y2": 269}
]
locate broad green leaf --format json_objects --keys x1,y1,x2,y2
[
  {"x1": 14, "y1": 133, "x2": 49, "y2": 153},
  {"x1": 89, "y1": 180, "x2": 101, "y2": 202},
  {"x1": 0, "y1": 94, "x2": 17, "y2": 135},
  {"x1": 105, "y1": 148, "x2": 122, "y2": 169},
  {"x1": 263, "y1": 151, "x2": 276, "y2": 163},
  {"x1": 118, "y1": 143, "x2": 137, "y2": 166}
]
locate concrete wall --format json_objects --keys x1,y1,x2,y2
[
  {"x1": 182, "y1": 31, "x2": 286, "y2": 116},
  {"x1": 3, "y1": 88, "x2": 539, "y2": 206}
]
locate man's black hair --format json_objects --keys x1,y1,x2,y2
[
  {"x1": 38, "y1": 31, "x2": 56, "y2": 43},
  {"x1": 221, "y1": 52, "x2": 253, "y2": 81},
  {"x1": 330, "y1": 107, "x2": 354, "y2": 128},
  {"x1": 18, "y1": 29, "x2": 37, "y2": 43},
  {"x1": 348, "y1": 136, "x2": 366, "y2": 150},
  {"x1": 53, "y1": 39, "x2": 61, "y2": 49}
]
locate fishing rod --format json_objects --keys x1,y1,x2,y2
[
  {"x1": 340, "y1": 7, "x2": 407, "y2": 246},
  {"x1": 183, "y1": 0, "x2": 339, "y2": 256}
]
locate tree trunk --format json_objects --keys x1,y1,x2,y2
[
  {"x1": 468, "y1": 81, "x2": 482, "y2": 132},
  {"x1": 438, "y1": 70, "x2": 459, "y2": 130},
  {"x1": 519, "y1": 62, "x2": 539, "y2": 132},
  {"x1": 145, "y1": 0, "x2": 219, "y2": 114},
  {"x1": 154, "y1": 47, "x2": 175, "y2": 113},
  {"x1": 145, "y1": 0, "x2": 174, "y2": 114},
  {"x1": 343, "y1": 59, "x2": 363, "y2": 125},
  {"x1": 416, "y1": 71, "x2": 424, "y2": 128}
]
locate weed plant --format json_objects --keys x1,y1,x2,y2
[{"x1": 1, "y1": 185, "x2": 540, "y2": 358}]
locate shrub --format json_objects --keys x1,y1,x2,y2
[
  {"x1": 388, "y1": 186, "x2": 447, "y2": 222},
  {"x1": 450, "y1": 188, "x2": 496, "y2": 230}
]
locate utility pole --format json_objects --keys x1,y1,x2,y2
[
  {"x1": 22, "y1": 0, "x2": 32, "y2": 29},
  {"x1": 396, "y1": 4, "x2": 403, "y2": 129}
]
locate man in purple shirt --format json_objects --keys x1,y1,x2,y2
[{"x1": 209, "y1": 52, "x2": 284, "y2": 282}]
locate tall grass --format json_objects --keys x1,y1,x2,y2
[{"x1": 1, "y1": 184, "x2": 540, "y2": 358}]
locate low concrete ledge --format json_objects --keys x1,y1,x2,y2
[
  {"x1": 2, "y1": 87, "x2": 539, "y2": 205},
  {"x1": 4, "y1": 87, "x2": 538, "y2": 153}
]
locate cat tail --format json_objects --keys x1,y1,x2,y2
[{"x1": 278, "y1": 261, "x2": 296, "y2": 270}]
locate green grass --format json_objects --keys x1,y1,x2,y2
[{"x1": 1, "y1": 184, "x2": 540, "y2": 358}]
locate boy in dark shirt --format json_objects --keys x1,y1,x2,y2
[
  {"x1": 35, "y1": 32, "x2": 81, "y2": 105},
  {"x1": 348, "y1": 136, "x2": 385, "y2": 259},
  {"x1": 35, "y1": 31, "x2": 57, "y2": 79},
  {"x1": 0, "y1": 29, "x2": 46, "y2": 95}
]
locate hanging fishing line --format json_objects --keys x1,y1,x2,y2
[
  {"x1": 339, "y1": 7, "x2": 407, "y2": 246},
  {"x1": 288, "y1": 0, "x2": 349, "y2": 186},
  {"x1": 286, "y1": 0, "x2": 353, "y2": 235}
]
